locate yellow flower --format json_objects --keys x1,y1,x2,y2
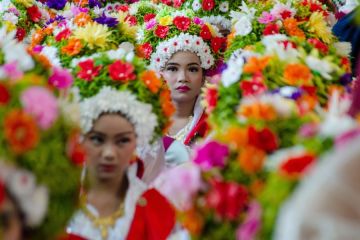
[
  {"x1": 116, "y1": 12, "x2": 138, "y2": 38},
  {"x1": 205, "y1": 23, "x2": 217, "y2": 37},
  {"x1": 307, "y1": 12, "x2": 332, "y2": 44},
  {"x1": 159, "y1": 16, "x2": 173, "y2": 26},
  {"x1": 73, "y1": 22, "x2": 111, "y2": 49},
  {"x1": 5, "y1": 22, "x2": 16, "y2": 32},
  {"x1": 15, "y1": 0, "x2": 34, "y2": 7}
]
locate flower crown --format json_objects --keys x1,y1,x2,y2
[
  {"x1": 72, "y1": 48, "x2": 174, "y2": 143},
  {"x1": 138, "y1": 9, "x2": 225, "y2": 71}
]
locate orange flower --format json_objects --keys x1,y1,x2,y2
[
  {"x1": 72, "y1": 0, "x2": 88, "y2": 6},
  {"x1": 283, "y1": 18, "x2": 305, "y2": 39},
  {"x1": 239, "y1": 102, "x2": 277, "y2": 121},
  {"x1": 74, "y1": 12, "x2": 92, "y2": 27},
  {"x1": 4, "y1": 110, "x2": 39, "y2": 154},
  {"x1": 283, "y1": 63, "x2": 312, "y2": 85},
  {"x1": 243, "y1": 56, "x2": 271, "y2": 74},
  {"x1": 180, "y1": 208, "x2": 204, "y2": 236},
  {"x1": 238, "y1": 145, "x2": 266, "y2": 174},
  {"x1": 31, "y1": 29, "x2": 45, "y2": 46},
  {"x1": 297, "y1": 94, "x2": 318, "y2": 114},
  {"x1": 61, "y1": 39, "x2": 83, "y2": 56},
  {"x1": 140, "y1": 70, "x2": 162, "y2": 93},
  {"x1": 227, "y1": 32, "x2": 235, "y2": 48},
  {"x1": 221, "y1": 126, "x2": 248, "y2": 149},
  {"x1": 160, "y1": 88, "x2": 175, "y2": 117}
]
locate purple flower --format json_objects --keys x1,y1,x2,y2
[
  {"x1": 193, "y1": 141, "x2": 229, "y2": 170},
  {"x1": 46, "y1": 0, "x2": 67, "y2": 10},
  {"x1": 145, "y1": 18, "x2": 157, "y2": 30},
  {"x1": 89, "y1": 0, "x2": 102, "y2": 8},
  {"x1": 21, "y1": 87, "x2": 59, "y2": 129},
  {"x1": 258, "y1": 12, "x2": 275, "y2": 24},
  {"x1": 236, "y1": 201, "x2": 262, "y2": 240},
  {"x1": 48, "y1": 67, "x2": 73, "y2": 89},
  {"x1": 32, "y1": 45, "x2": 44, "y2": 53},
  {"x1": 193, "y1": 17, "x2": 204, "y2": 25},
  {"x1": 94, "y1": 13, "x2": 118, "y2": 27},
  {"x1": 340, "y1": 73, "x2": 353, "y2": 85}
]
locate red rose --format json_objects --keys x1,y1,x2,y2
[
  {"x1": 173, "y1": 16, "x2": 191, "y2": 31},
  {"x1": 137, "y1": 42, "x2": 153, "y2": 59},
  {"x1": 16, "y1": 28, "x2": 26, "y2": 41},
  {"x1": 202, "y1": 0, "x2": 215, "y2": 11},
  {"x1": 206, "y1": 180, "x2": 248, "y2": 220},
  {"x1": 200, "y1": 24, "x2": 212, "y2": 40},
  {"x1": 248, "y1": 126, "x2": 278, "y2": 152},
  {"x1": 155, "y1": 25, "x2": 169, "y2": 39},
  {"x1": 77, "y1": 59, "x2": 102, "y2": 81},
  {"x1": 109, "y1": 60, "x2": 136, "y2": 82},
  {"x1": 240, "y1": 79, "x2": 267, "y2": 96},
  {"x1": 211, "y1": 37, "x2": 226, "y2": 54},
  {"x1": 55, "y1": 28, "x2": 71, "y2": 42},
  {"x1": 263, "y1": 23, "x2": 280, "y2": 35},
  {"x1": 144, "y1": 13, "x2": 156, "y2": 22},
  {"x1": 280, "y1": 154, "x2": 316, "y2": 178},
  {"x1": 27, "y1": 5, "x2": 42, "y2": 22},
  {"x1": 0, "y1": 83, "x2": 10, "y2": 105},
  {"x1": 307, "y1": 38, "x2": 329, "y2": 54}
]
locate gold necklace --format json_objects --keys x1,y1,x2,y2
[
  {"x1": 168, "y1": 116, "x2": 193, "y2": 143},
  {"x1": 80, "y1": 196, "x2": 125, "y2": 240}
]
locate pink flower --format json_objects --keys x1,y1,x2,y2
[
  {"x1": 193, "y1": 17, "x2": 204, "y2": 25},
  {"x1": 146, "y1": 18, "x2": 157, "y2": 30},
  {"x1": 298, "y1": 123, "x2": 319, "y2": 138},
  {"x1": 21, "y1": 86, "x2": 59, "y2": 129},
  {"x1": 258, "y1": 12, "x2": 276, "y2": 24},
  {"x1": 1, "y1": 62, "x2": 23, "y2": 80},
  {"x1": 236, "y1": 201, "x2": 262, "y2": 240},
  {"x1": 270, "y1": 3, "x2": 295, "y2": 20},
  {"x1": 48, "y1": 67, "x2": 73, "y2": 89},
  {"x1": 193, "y1": 141, "x2": 229, "y2": 170}
]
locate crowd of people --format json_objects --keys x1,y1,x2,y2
[{"x1": 0, "y1": 0, "x2": 359, "y2": 239}]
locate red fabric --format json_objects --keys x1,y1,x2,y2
[
  {"x1": 184, "y1": 112, "x2": 210, "y2": 145},
  {"x1": 136, "y1": 159, "x2": 144, "y2": 179},
  {"x1": 58, "y1": 233, "x2": 88, "y2": 240},
  {"x1": 126, "y1": 189, "x2": 176, "y2": 240}
]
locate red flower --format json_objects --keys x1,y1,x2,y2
[
  {"x1": 161, "y1": 0, "x2": 172, "y2": 6},
  {"x1": 280, "y1": 154, "x2": 316, "y2": 179},
  {"x1": 137, "y1": 42, "x2": 153, "y2": 59},
  {"x1": 55, "y1": 28, "x2": 71, "y2": 42},
  {"x1": 0, "y1": 83, "x2": 10, "y2": 105},
  {"x1": 126, "y1": 15, "x2": 137, "y2": 26},
  {"x1": 109, "y1": 60, "x2": 136, "y2": 82},
  {"x1": 204, "y1": 85, "x2": 218, "y2": 113},
  {"x1": 174, "y1": 0, "x2": 185, "y2": 8},
  {"x1": 282, "y1": 40, "x2": 297, "y2": 50},
  {"x1": 307, "y1": 38, "x2": 328, "y2": 54},
  {"x1": 173, "y1": 16, "x2": 191, "y2": 31},
  {"x1": 67, "y1": 131, "x2": 86, "y2": 166},
  {"x1": 118, "y1": 5, "x2": 129, "y2": 12},
  {"x1": 206, "y1": 180, "x2": 248, "y2": 220},
  {"x1": 202, "y1": 0, "x2": 215, "y2": 11},
  {"x1": 144, "y1": 13, "x2": 156, "y2": 22},
  {"x1": 211, "y1": 37, "x2": 226, "y2": 53},
  {"x1": 263, "y1": 23, "x2": 279, "y2": 35},
  {"x1": 240, "y1": 79, "x2": 267, "y2": 96},
  {"x1": 77, "y1": 59, "x2": 102, "y2": 81},
  {"x1": 16, "y1": 28, "x2": 26, "y2": 41},
  {"x1": 248, "y1": 126, "x2": 278, "y2": 152},
  {"x1": 27, "y1": 5, "x2": 42, "y2": 22},
  {"x1": 155, "y1": 25, "x2": 169, "y2": 39},
  {"x1": 200, "y1": 24, "x2": 212, "y2": 40},
  {"x1": 280, "y1": 10, "x2": 292, "y2": 19}
]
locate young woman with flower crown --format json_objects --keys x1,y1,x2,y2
[
  {"x1": 138, "y1": 9, "x2": 226, "y2": 152},
  {"x1": 67, "y1": 48, "x2": 176, "y2": 240}
]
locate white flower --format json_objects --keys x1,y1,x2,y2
[
  {"x1": 8, "y1": 170, "x2": 36, "y2": 198},
  {"x1": 129, "y1": 3, "x2": 139, "y2": 15},
  {"x1": 333, "y1": 41, "x2": 352, "y2": 57},
  {"x1": 201, "y1": 15, "x2": 231, "y2": 32},
  {"x1": 0, "y1": 0, "x2": 12, "y2": 15},
  {"x1": 305, "y1": 56, "x2": 333, "y2": 80},
  {"x1": 22, "y1": 186, "x2": 49, "y2": 227},
  {"x1": 233, "y1": 15, "x2": 252, "y2": 36},
  {"x1": 3, "y1": 42, "x2": 34, "y2": 72},
  {"x1": 93, "y1": 6, "x2": 103, "y2": 15},
  {"x1": 2, "y1": 12, "x2": 18, "y2": 24},
  {"x1": 41, "y1": 46, "x2": 61, "y2": 67},
  {"x1": 221, "y1": 58, "x2": 244, "y2": 87},
  {"x1": 219, "y1": 1, "x2": 229, "y2": 12},
  {"x1": 136, "y1": 28, "x2": 145, "y2": 42},
  {"x1": 192, "y1": 0, "x2": 201, "y2": 11},
  {"x1": 239, "y1": 2, "x2": 257, "y2": 19}
]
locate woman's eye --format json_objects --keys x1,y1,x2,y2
[
  {"x1": 116, "y1": 138, "x2": 131, "y2": 146},
  {"x1": 189, "y1": 67, "x2": 199, "y2": 73},
  {"x1": 166, "y1": 66, "x2": 177, "y2": 72},
  {"x1": 89, "y1": 135, "x2": 104, "y2": 145}
]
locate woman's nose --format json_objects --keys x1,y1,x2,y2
[
  {"x1": 101, "y1": 144, "x2": 116, "y2": 162},
  {"x1": 177, "y1": 70, "x2": 188, "y2": 83}
]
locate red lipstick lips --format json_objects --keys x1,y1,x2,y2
[{"x1": 176, "y1": 85, "x2": 191, "y2": 92}]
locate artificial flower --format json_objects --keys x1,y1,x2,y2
[
  {"x1": 248, "y1": 126, "x2": 278, "y2": 152},
  {"x1": 21, "y1": 87, "x2": 59, "y2": 130},
  {"x1": 16, "y1": 28, "x2": 26, "y2": 41},
  {"x1": 48, "y1": 67, "x2": 73, "y2": 89},
  {"x1": 108, "y1": 60, "x2": 136, "y2": 82},
  {"x1": 306, "y1": 12, "x2": 332, "y2": 44},
  {"x1": 203, "y1": 84, "x2": 218, "y2": 113},
  {"x1": 221, "y1": 126, "x2": 248, "y2": 149},
  {"x1": 240, "y1": 79, "x2": 267, "y2": 96},
  {"x1": 279, "y1": 153, "x2": 316, "y2": 179},
  {"x1": 258, "y1": 12, "x2": 276, "y2": 24},
  {"x1": 159, "y1": 16, "x2": 173, "y2": 26},
  {"x1": 239, "y1": 102, "x2": 277, "y2": 121},
  {"x1": 283, "y1": 18, "x2": 305, "y2": 39},
  {"x1": 283, "y1": 63, "x2": 312, "y2": 85},
  {"x1": 206, "y1": 180, "x2": 248, "y2": 220},
  {"x1": 211, "y1": 37, "x2": 225, "y2": 54},
  {"x1": 144, "y1": 13, "x2": 156, "y2": 23},
  {"x1": 77, "y1": 59, "x2": 101, "y2": 81},
  {"x1": 140, "y1": 70, "x2": 162, "y2": 93},
  {"x1": 173, "y1": 16, "x2": 191, "y2": 32},
  {"x1": 73, "y1": 22, "x2": 111, "y2": 49},
  {"x1": 27, "y1": 5, "x2": 42, "y2": 23},
  {"x1": 263, "y1": 23, "x2": 280, "y2": 36},
  {"x1": 94, "y1": 13, "x2": 119, "y2": 28},
  {"x1": 234, "y1": 16, "x2": 252, "y2": 36},
  {"x1": 243, "y1": 56, "x2": 271, "y2": 74},
  {"x1": 46, "y1": 0, "x2": 66, "y2": 10},
  {"x1": 4, "y1": 109, "x2": 39, "y2": 154},
  {"x1": 160, "y1": 89, "x2": 175, "y2": 117},
  {"x1": 238, "y1": 145, "x2": 266, "y2": 174},
  {"x1": 200, "y1": 24, "x2": 212, "y2": 41},
  {"x1": 74, "y1": 12, "x2": 92, "y2": 27},
  {"x1": 202, "y1": 0, "x2": 215, "y2": 11},
  {"x1": 146, "y1": 18, "x2": 157, "y2": 30},
  {"x1": 136, "y1": 42, "x2": 153, "y2": 59},
  {"x1": 193, "y1": 141, "x2": 230, "y2": 170},
  {"x1": 55, "y1": 29, "x2": 71, "y2": 42},
  {"x1": 0, "y1": 83, "x2": 11, "y2": 105},
  {"x1": 219, "y1": 2, "x2": 229, "y2": 12},
  {"x1": 307, "y1": 38, "x2": 328, "y2": 54},
  {"x1": 155, "y1": 25, "x2": 169, "y2": 39},
  {"x1": 61, "y1": 39, "x2": 83, "y2": 56},
  {"x1": 270, "y1": 2, "x2": 295, "y2": 20}
]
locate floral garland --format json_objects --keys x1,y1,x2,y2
[
  {"x1": 72, "y1": 48, "x2": 174, "y2": 142},
  {"x1": 138, "y1": 9, "x2": 225, "y2": 71},
  {"x1": 128, "y1": 0, "x2": 160, "y2": 24},
  {"x1": 225, "y1": 0, "x2": 336, "y2": 59}
]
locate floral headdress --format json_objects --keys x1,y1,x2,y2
[
  {"x1": 138, "y1": 8, "x2": 226, "y2": 72},
  {"x1": 0, "y1": 28, "x2": 82, "y2": 239},
  {"x1": 128, "y1": 0, "x2": 160, "y2": 25},
  {"x1": 72, "y1": 47, "x2": 174, "y2": 145},
  {"x1": 225, "y1": 0, "x2": 337, "y2": 59}
]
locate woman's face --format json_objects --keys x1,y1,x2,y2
[
  {"x1": 83, "y1": 114, "x2": 137, "y2": 182},
  {"x1": 162, "y1": 51, "x2": 204, "y2": 104},
  {"x1": 0, "y1": 195, "x2": 22, "y2": 240}
]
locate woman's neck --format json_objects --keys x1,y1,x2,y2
[{"x1": 173, "y1": 98, "x2": 197, "y2": 119}]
